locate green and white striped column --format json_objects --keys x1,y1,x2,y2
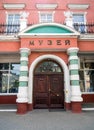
[
  {"x1": 67, "y1": 47, "x2": 83, "y2": 102},
  {"x1": 16, "y1": 48, "x2": 30, "y2": 103}
]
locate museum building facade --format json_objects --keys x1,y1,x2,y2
[{"x1": 0, "y1": 0, "x2": 94, "y2": 114}]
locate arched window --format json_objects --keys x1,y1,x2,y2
[{"x1": 35, "y1": 60, "x2": 62, "y2": 73}]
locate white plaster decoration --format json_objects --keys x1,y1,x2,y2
[
  {"x1": 71, "y1": 86, "x2": 83, "y2": 101},
  {"x1": 68, "y1": 56, "x2": 78, "y2": 61},
  {"x1": 20, "y1": 57, "x2": 28, "y2": 61},
  {"x1": 16, "y1": 87, "x2": 28, "y2": 103},
  {"x1": 19, "y1": 77, "x2": 28, "y2": 82},
  {"x1": 70, "y1": 75, "x2": 79, "y2": 80},
  {"x1": 20, "y1": 12, "x2": 29, "y2": 31},
  {"x1": 28, "y1": 54, "x2": 71, "y2": 104},
  {"x1": 36, "y1": 4, "x2": 58, "y2": 9},
  {"x1": 64, "y1": 11, "x2": 73, "y2": 28},
  {"x1": 68, "y1": 4, "x2": 90, "y2": 10},
  {"x1": 67, "y1": 47, "x2": 79, "y2": 54},
  {"x1": 69, "y1": 64, "x2": 79, "y2": 70},
  {"x1": 3, "y1": 3, "x2": 26, "y2": 9},
  {"x1": 20, "y1": 48, "x2": 31, "y2": 54},
  {"x1": 20, "y1": 66, "x2": 28, "y2": 71}
]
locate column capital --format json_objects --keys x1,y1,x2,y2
[
  {"x1": 67, "y1": 47, "x2": 79, "y2": 55},
  {"x1": 20, "y1": 48, "x2": 31, "y2": 55}
]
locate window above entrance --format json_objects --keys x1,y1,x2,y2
[{"x1": 35, "y1": 61, "x2": 62, "y2": 73}]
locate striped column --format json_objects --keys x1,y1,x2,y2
[
  {"x1": 16, "y1": 48, "x2": 30, "y2": 103},
  {"x1": 67, "y1": 47, "x2": 83, "y2": 102}
]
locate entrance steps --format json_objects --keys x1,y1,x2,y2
[
  {"x1": 0, "y1": 104, "x2": 17, "y2": 112},
  {"x1": 82, "y1": 103, "x2": 94, "y2": 111}
]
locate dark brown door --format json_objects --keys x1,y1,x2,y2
[
  {"x1": 33, "y1": 74, "x2": 64, "y2": 109},
  {"x1": 48, "y1": 74, "x2": 64, "y2": 109}
]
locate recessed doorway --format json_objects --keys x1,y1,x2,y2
[{"x1": 33, "y1": 60, "x2": 64, "y2": 109}]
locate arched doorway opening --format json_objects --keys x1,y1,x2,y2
[
  {"x1": 33, "y1": 60, "x2": 64, "y2": 109},
  {"x1": 28, "y1": 54, "x2": 70, "y2": 111}
]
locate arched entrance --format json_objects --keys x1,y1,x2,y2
[
  {"x1": 33, "y1": 60, "x2": 64, "y2": 109},
  {"x1": 28, "y1": 54, "x2": 70, "y2": 110}
]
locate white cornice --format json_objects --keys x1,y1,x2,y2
[
  {"x1": 79, "y1": 34, "x2": 94, "y2": 41},
  {"x1": 36, "y1": 4, "x2": 58, "y2": 9},
  {"x1": 68, "y1": 4, "x2": 90, "y2": 10},
  {"x1": 0, "y1": 35, "x2": 19, "y2": 41},
  {"x1": 3, "y1": 3, "x2": 26, "y2": 9}
]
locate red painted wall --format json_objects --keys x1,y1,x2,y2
[
  {"x1": 0, "y1": 95, "x2": 17, "y2": 104},
  {"x1": 0, "y1": 41, "x2": 20, "y2": 52},
  {"x1": 78, "y1": 41, "x2": 94, "y2": 52},
  {"x1": 0, "y1": 0, "x2": 94, "y2": 24},
  {"x1": 82, "y1": 94, "x2": 94, "y2": 103}
]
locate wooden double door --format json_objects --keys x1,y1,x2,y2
[{"x1": 33, "y1": 74, "x2": 64, "y2": 109}]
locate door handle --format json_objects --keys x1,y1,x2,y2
[{"x1": 57, "y1": 94, "x2": 59, "y2": 96}]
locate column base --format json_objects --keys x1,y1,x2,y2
[
  {"x1": 27, "y1": 103, "x2": 33, "y2": 111},
  {"x1": 71, "y1": 101, "x2": 82, "y2": 113},
  {"x1": 65, "y1": 102, "x2": 71, "y2": 110},
  {"x1": 17, "y1": 103, "x2": 28, "y2": 114}
]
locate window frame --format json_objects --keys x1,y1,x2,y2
[
  {"x1": 6, "y1": 12, "x2": 20, "y2": 34},
  {"x1": 79, "y1": 59, "x2": 94, "y2": 94},
  {"x1": 72, "y1": 12, "x2": 87, "y2": 33},
  {"x1": 72, "y1": 12, "x2": 87, "y2": 24},
  {"x1": 0, "y1": 62, "x2": 20, "y2": 95},
  {"x1": 38, "y1": 11, "x2": 54, "y2": 23}
]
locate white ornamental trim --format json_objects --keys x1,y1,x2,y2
[
  {"x1": 20, "y1": 66, "x2": 28, "y2": 71},
  {"x1": 3, "y1": 3, "x2": 25, "y2": 9},
  {"x1": 70, "y1": 75, "x2": 79, "y2": 80},
  {"x1": 36, "y1": 4, "x2": 58, "y2": 9},
  {"x1": 70, "y1": 86, "x2": 83, "y2": 102},
  {"x1": 19, "y1": 76, "x2": 28, "y2": 81},
  {"x1": 71, "y1": 96, "x2": 83, "y2": 102},
  {"x1": 20, "y1": 48, "x2": 31, "y2": 55},
  {"x1": 67, "y1": 47, "x2": 79, "y2": 54},
  {"x1": 68, "y1": 4, "x2": 89, "y2": 10},
  {"x1": 69, "y1": 64, "x2": 79, "y2": 70},
  {"x1": 71, "y1": 85, "x2": 82, "y2": 94},
  {"x1": 20, "y1": 57, "x2": 28, "y2": 61},
  {"x1": 16, "y1": 87, "x2": 28, "y2": 103},
  {"x1": 68, "y1": 56, "x2": 78, "y2": 61}
]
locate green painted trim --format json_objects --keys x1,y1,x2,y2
[
  {"x1": 19, "y1": 81, "x2": 28, "y2": 87},
  {"x1": 69, "y1": 52, "x2": 77, "y2": 56},
  {"x1": 20, "y1": 71, "x2": 28, "y2": 76},
  {"x1": 21, "y1": 52, "x2": 28, "y2": 57},
  {"x1": 21, "y1": 61, "x2": 28, "y2": 66},
  {"x1": 71, "y1": 80, "x2": 79, "y2": 86},
  {"x1": 26, "y1": 25, "x2": 73, "y2": 34},
  {"x1": 70, "y1": 70, "x2": 79, "y2": 75},
  {"x1": 70, "y1": 60, "x2": 78, "y2": 64}
]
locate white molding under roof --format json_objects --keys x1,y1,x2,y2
[
  {"x1": 36, "y1": 4, "x2": 58, "y2": 9},
  {"x1": 68, "y1": 4, "x2": 90, "y2": 10},
  {"x1": 3, "y1": 3, "x2": 26, "y2": 9}
]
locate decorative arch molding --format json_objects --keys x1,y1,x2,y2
[
  {"x1": 28, "y1": 54, "x2": 71, "y2": 105},
  {"x1": 19, "y1": 23, "x2": 80, "y2": 38}
]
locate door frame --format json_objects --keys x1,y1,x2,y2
[
  {"x1": 28, "y1": 54, "x2": 70, "y2": 107},
  {"x1": 33, "y1": 73, "x2": 64, "y2": 109}
]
